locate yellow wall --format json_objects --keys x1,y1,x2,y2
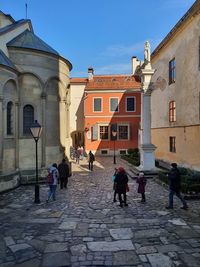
[
  {"x1": 152, "y1": 125, "x2": 200, "y2": 170},
  {"x1": 151, "y1": 12, "x2": 200, "y2": 171}
]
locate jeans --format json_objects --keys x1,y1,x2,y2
[
  {"x1": 169, "y1": 189, "x2": 187, "y2": 208},
  {"x1": 48, "y1": 185, "x2": 57, "y2": 201}
]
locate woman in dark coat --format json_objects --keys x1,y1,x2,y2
[{"x1": 114, "y1": 167, "x2": 129, "y2": 207}]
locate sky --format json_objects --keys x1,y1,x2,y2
[{"x1": 0, "y1": 0, "x2": 196, "y2": 77}]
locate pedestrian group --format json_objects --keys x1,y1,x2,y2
[{"x1": 46, "y1": 154, "x2": 188, "y2": 211}]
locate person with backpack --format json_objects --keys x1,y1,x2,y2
[
  {"x1": 46, "y1": 163, "x2": 59, "y2": 202},
  {"x1": 58, "y1": 158, "x2": 70, "y2": 189},
  {"x1": 166, "y1": 163, "x2": 188, "y2": 210},
  {"x1": 112, "y1": 168, "x2": 118, "y2": 202},
  {"x1": 88, "y1": 151, "x2": 95, "y2": 171}
]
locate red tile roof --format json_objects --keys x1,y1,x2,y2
[
  {"x1": 70, "y1": 78, "x2": 88, "y2": 84},
  {"x1": 85, "y1": 75, "x2": 141, "y2": 90}
]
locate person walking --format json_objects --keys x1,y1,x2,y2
[
  {"x1": 136, "y1": 172, "x2": 147, "y2": 203},
  {"x1": 46, "y1": 163, "x2": 59, "y2": 202},
  {"x1": 166, "y1": 163, "x2": 188, "y2": 210},
  {"x1": 58, "y1": 158, "x2": 70, "y2": 189},
  {"x1": 74, "y1": 148, "x2": 80, "y2": 164},
  {"x1": 88, "y1": 151, "x2": 95, "y2": 171},
  {"x1": 114, "y1": 167, "x2": 129, "y2": 207}
]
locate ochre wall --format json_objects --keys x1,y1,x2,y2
[{"x1": 151, "y1": 14, "x2": 200, "y2": 170}]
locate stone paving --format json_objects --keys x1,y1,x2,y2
[{"x1": 0, "y1": 157, "x2": 200, "y2": 267}]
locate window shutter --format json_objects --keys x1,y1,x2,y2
[
  {"x1": 129, "y1": 124, "x2": 132, "y2": 140},
  {"x1": 92, "y1": 124, "x2": 98, "y2": 140},
  {"x1": 111, "y1": 124, "x2": 117, "y2": 140}
]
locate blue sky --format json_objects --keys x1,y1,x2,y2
[{"x1": 0, "y1": 0, "x2": 196, "y2": 77}]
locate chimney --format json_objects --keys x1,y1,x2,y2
[
  {"x1": 131, "y1": 56, "x2": 140, "y2": 74},
  {"x1": 88, "y1": 67, "x2": 94, "y2": 80}
]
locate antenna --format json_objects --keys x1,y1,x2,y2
[{"x1": 25, "y1": 2, "x2": 28, "y2": 19}]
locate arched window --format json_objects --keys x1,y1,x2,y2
[
  {"x1": 169, "y1": 101, "x2": 176, "y2": 122},
  {"x1": 7, "y1": 101, "x2": 13, "y2": 135},
  {"x1": 23, "y1": 105, "x2": 34, "y2": 134}
]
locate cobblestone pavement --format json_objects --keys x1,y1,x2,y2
[{"x1": 0, "y1": 157, "x2": 200, "y2": 267}]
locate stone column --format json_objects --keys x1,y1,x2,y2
[
  {"x1": 14, "y1": 101, "x2": 19, "y2": 170},
  {"x1": 41, "y1": 92, "x2": 46, "y2": 167},
  {"x1": 139, "y1": 46, "x2": 156, "y2": 171},
  {"x1": 0, "y1": 94, "x2": 3, "y2": 173}
]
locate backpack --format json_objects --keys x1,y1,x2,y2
[
  {"x1": 47, "y1": 171, "x2": 54, "y2": 184},
  {"x1": 91, "y1": 154, "x2": 95, "y2": 161}
]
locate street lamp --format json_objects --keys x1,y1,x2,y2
[
  {"x1": 30, "y1": 120, "x2": 42, "y2": 204},
  {"x1": 112, "y1": 130, "x2": 117, "y2": 164}
]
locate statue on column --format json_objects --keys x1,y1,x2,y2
[{"x1": 144, "y1": 41, "x2": 151, "y2": 63}]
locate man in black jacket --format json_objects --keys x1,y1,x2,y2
[
  {"x1": 166, "y1": 163, "x2": 188, "y2": 210},
  {"x1": 58, "y1": 159, "x2": 70, "y2": 189}
]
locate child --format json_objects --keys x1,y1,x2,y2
[{"x1": 136, "y1": 172, "x2": 147, "y2": 203}]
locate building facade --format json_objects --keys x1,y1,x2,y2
[
  {"x1": 151, "y1": 0, "x2": 200, "y2": 170},
  {"x1": 83, "y1": 68, "x2": 141, "y2": 156},
  {"x1": 0, "y1": 11, "x2": 72, "y2": 191},
  {"x1": 69, "y1": 78, "x2": 87, "y2": 149}
]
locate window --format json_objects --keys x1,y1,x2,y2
[
  {"x1": 169, "y1": 58, "x2": 176, "y2": 84},
  {"x1": 126, "y1": 97, "x2": 135, "y2": 112},
  {"x1": 101, "y1": 150, "x2": 108, "y2": 155},
  {"x1": 169, "y1": 136, "x2": 176, "y2": 153},
  {"x1": 110, "y1": 98, "x2": 119, "y2": 112},
  {"x1": 119, "y1": 150, "x2": 127, "y2": 155},
  {"x1": 118, "y1": 125, "x2": 128, "y2": 140},
  {"x1": 99, "y1": 126, "x2": 109, "y2": 140},
  {"x1": 169, "y1": 101, "x2": 176, "y2": 122},
  {"x1": 7, "y1": 101, "x2": 13, "y2": 135},
  {"x1": 93, "y1": 98, "x2": 102, "y2": 112},
  {"x1": 23, "y1": 105, "x2": 34, "y2": 134}
]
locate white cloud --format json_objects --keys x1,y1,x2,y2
[
  {"x1": 101, "y1": 38, "x2": 161, "y2": 59},
  {"x1": 102, "y1": 41, "x2": 145, "y2": 57},
  {"x1": 94, "y1": 63, "x2": 131, "y2": 75}
]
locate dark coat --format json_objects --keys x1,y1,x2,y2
[
  {"x1": 115, "y1": 172, "x2": 128, "y2": 194},
  {"x1": 168, "y1": 167, "x2": 181, "y2": 192},
  {"x1": 88, "y1": 152, "x2": 95, "y2": 163},
  {"x1": 136, "y1": 176, "x2": 147, "y2": 193},
  {"x1": 58, "y1": 162, "x2": 69, "y2": 178}
]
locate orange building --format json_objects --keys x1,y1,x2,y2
[{"x1": 84, "y1": 68, "x2": 141, "y2": 156}]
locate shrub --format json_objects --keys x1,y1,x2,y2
[
  {"x1": 181, "y1": 175, "x2": 191, "y2": 184},
  {"x1": 188, "y1": 184, "x2": 200, "y2": 194},
  {"x1": 181, "y1": 183, "x2": 189, "y2": 194},
  {"x1": 121, "y1": 155, "x2": 140, "y2": 166},
  {"x1": 127, "y1": 148, "x2": 139, "y2": 155},
  {"x1": 158, "y1": 172, "x2": 168, "y2": 184}
]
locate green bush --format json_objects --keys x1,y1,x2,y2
[
  {"x1": 188, "y1": 184, "x2": 200, "y2": 194},
  {"x1": 181, "y1": 175, "x2": 191, "y2": 184},
  {"x1": 127, "y1": 148, "x2": 139, "y2": 155},
  {"x1": 181, "y1": 183, "x2": 189, "y2": 194},
  {"x1": 121, "y1": 155, "x2": 140, "y2": 166},
  {"x1": 158, "y1": 172, "x2": 168, "y2": 184}
]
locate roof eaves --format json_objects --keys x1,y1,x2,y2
[
  {"x1": 151, "y1": 0, "x2": 200, "y2": 58},
  {"x1": 0, "y1": 19, "x2": 32, "y2": 36}
]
